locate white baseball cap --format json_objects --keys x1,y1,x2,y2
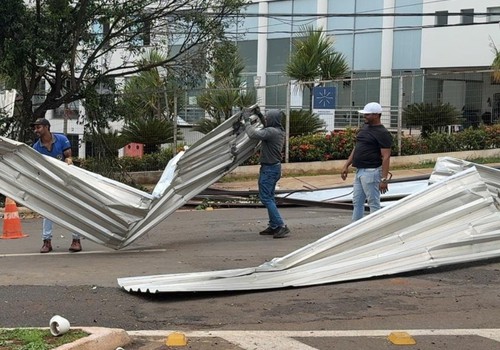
[{"x1": 358, "y1": 102, "x2": 382, "y2": 114}]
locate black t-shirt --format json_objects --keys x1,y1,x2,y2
[{"x1": 352, "y1": 124, "x2": 393, "y2": 168}]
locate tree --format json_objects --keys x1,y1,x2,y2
[
  {"x1": 284, "y1": 25, "x2": 349, "y2": 112},
  {"x1": 121, "y1": 118, "x2": 177, "y2": 154},
  {"x1": 119, "y1": 50, "x2": 169, "y2": 123},
  {"x1": 492, "y1": 40, "x2": 500, "y2": 83},
  {"x1": 287, "y1": 109, "x2": 326, "y2": 137},
  {"x1": 403, "y1": 102, "x2": 461, "y2": 138},
  {"x1": 195, "y1": 41, "x2": 256, "y2": 134},
  {"x1": 117, "y1": 50, "x2": 183, "y2": 153},
  {"x1": 0, "y1": 0, "x2": 248, "y2": 142}
]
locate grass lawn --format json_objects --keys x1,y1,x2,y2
[{"x1": 0, "y1": 328, "x2": 88, "y2": 350}]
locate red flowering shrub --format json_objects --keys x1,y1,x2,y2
[{"x1": 242, "y1": 124, "x2": 499, "y2": 165}]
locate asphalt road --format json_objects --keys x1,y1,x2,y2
[{"x1": 1, "y1": 206, "x2": 500, "y2": 349}]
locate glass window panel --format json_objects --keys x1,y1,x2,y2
[
  {"x1": 461, "y1": 9, "x2": 474, "y2": 25},
  {"x1": 394, "y1": 0, "x2": 423, "y2": 27},
  {"x1": 268, "y1": 1, "x2": 293, "y2": 39},
  {"x1": 237, "y1": 40, "x2": 258, "y2": 73},
  {"x1": 265, "y1": 73, "x2": 288, "y2": 110},
  {"x1": 393, "y1": 30, "x2": 421, "y2": 70},
  {"x1": 435, "y1": 11, "x2": 448, "y2": 26},
  {"x1": 353, "y1": 32, "x2": 382, "y2": 70},
  {"x1": 267, "y1": 38, "x2": 291, "y2": 72},
  {"x1": 354, "y1": 0, "x2": 384, "y2": 31},
  {"x1": 327, "y1": 0, "x2": 355, "y2": 31},
  {"x1": 487, "y1": 7, "x2": 500, "y2": 22}
]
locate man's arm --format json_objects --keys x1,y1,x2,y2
[
  {"x1": 341, "y1": 148, "x2": 355, "y2": 180},
  {"x1": 379, "y1": 148, "x2": 391, "y2": 193},
  {"x1": 380, "y1": 148, "x2": 391, "y2": 179}
]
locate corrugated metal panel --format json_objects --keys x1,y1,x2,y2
[
  {"x1": 0, "y1": 106, "x2": 263, "y2": 249},
  {"x1": 277, "y1": 179, "x2": 430, "y2": 206},
  {"x1": 117, "y1": 159, "x2": 500, "y2": 293}
]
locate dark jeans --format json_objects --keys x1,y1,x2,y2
[{"x1": 258, "y1": 163, "x2": 284, "y2": 229}]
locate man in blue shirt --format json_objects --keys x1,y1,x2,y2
[{"x1": 31, "y1": 118, "x2": 82, "y2": 253}]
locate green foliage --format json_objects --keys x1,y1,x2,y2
[
  {"x1": 287, "y1": 109, "x2": 326, "y2": 137},
  {"x1": 80, "y1": 147, "x2": 175, "y2": 173},
  {"x1": 193, "y1": 118, "x2": 223, "y2": 135},
  {"x1": 286, "y1": 124, "x2": 499, "y2": 163},
  {"x1": 284, "y1": 25, "x2": 349, "y2": 111},
  {"x1": 195, "y1": 41, "x2": 257, "y2": 133},
  {"x1": 403, "y1": 102, "x2": 461, "y2": 138},
  {"x1": 84, "y1": 129, "x2": 129, "y2": 158},
  {"x1": 491, "y1": 39, "x2": 500, "y2": 83},
  {"x1": 421, "y1": 132, "x2": 461, "y2": 153},
  {"x1": 120, "y1": 68, "x2": 166, "y2": 122},
  {"x1": 0, "y1": 0, "x2": 247, "y2": 141},
  {"x1": 396, "y1": 135, "x2": 430, "y2": 155},
  {"x1": 121, "y1": 118, "x2": 181, "y2": 154},
  {"x1": 0, "y1": 328, "x2": 88, "y2": 350},
  {"x1": 289, "y1": 128, "x2": 357, "y2": 162},
  {"x1": 454, "y1": 124, "x2": 500, "y2": 150}
]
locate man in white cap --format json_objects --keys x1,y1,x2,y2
[{"x1": 340, "y1": 102, "x2": 392, "y2": 221}]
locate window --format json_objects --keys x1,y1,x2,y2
[
  {"x1": 91, "y1": 19, "x2": 110, "y2": 42},
  {"x1": 487, "y1": 7, "x2": 500, "y2": 22},
  {"x1": 130, "y1": 17, "x2": 151, "y2": 47},
  {"x1": 461, "y1": 9, "x2": 474, "y2": 25},
  {"x1": 435, "y1": 11, "x2": 448, "y2": 26}
]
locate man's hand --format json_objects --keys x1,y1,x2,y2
[
  {"x1": 340, "y1": 166, "x2": 349, "y2": 181},
  {"x1": 379, "y1": 182, "x2": 388, "y2": 194},
  {"x1": 241, "y1": 109, "x2": 253, "y2": 123},
  {"x1": 65, "y1": 157, "x2": 73, "y2": 165}
]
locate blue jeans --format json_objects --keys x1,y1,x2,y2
[
  {"x1": 42, "y1": 218, "x2": 80, "y2": 240},
  {"x1": 259, "y1": 163, "x2": 284, "y2": 229},
  {"x1": 352, "y1": 167, "x2": 382, "y2": 222}
]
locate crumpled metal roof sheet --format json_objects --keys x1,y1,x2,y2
[
  {"x1": 117, "y1": 158, "x2": 500, "y2": 293},
  {"x1": 276, "y1": 179, "x2": 430, "y2": 207},
  {"x1": 0, "y1": 106, "x2": 262, "y2": 249}
]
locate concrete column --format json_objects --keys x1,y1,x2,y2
[
  {"x1": 380, "y1": 0, "x2": 395, "y2": 126},
  {"x1": 317, "y1": 0, "x2": 328, "y2": 30},
  {"x1": 256, "y1": 1, "x2": 268, "y2": 107}
]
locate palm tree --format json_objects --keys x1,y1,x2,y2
[
  {"x1": 195, "y1": 41, "x2": 257, "y2": 133},
  {"x1": 118, "y1": 50, "x2": 183, "y2": 153},
  {"x1": 287, "y1": 110, "x2": 326, "y2": 137},
  {"x1": 284, "y1": 26, "x2": 349, "y2": 112},
  {"x1": 121, "y1": 118, "x2": 177, "y2": 154},
  {"x1": 403, "y1": 103, "x2": 461, "y2": 138},
  {"x1": 492, "y1": 41, "x2": 500, "y2": 83}
]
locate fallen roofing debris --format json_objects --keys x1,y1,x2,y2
[
  {"x1": 276, "y1": 178, "x2": 429, "y2": 209},
  {"x1": 117, "y1": 158, "x2": 500, "y2": 293},
  {"x1": 0, "y1": 105, "x2": 263, "y2": 249}
]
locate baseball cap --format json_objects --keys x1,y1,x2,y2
[
  {"x1": 31, "y1": 118, "x2": 51, "y2": 127},
  {"x1": 358, "y1": 102, "x2": 382, "y2": 114}
]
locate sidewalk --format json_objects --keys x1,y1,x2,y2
[{"x1": 210, "y1": 167, "x2": 435, "y2": 192}]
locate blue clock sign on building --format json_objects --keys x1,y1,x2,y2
[
  {"x1": 312, "y1": 86, "x2": 337, "y2": 131},
  {"x1": 313, "y1": 87, "x2": 336, "y2": 109}
]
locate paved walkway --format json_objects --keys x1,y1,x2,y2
[{"x1": 211, "y1": 167, "x2": 434, "y2": 192}]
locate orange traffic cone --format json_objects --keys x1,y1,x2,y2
[{"x1": 1, "y1": 197, "x2": 28, "y2": 239}]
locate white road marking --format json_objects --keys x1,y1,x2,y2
[
  {"x1": 0, "y1": 248, "x2": 166, "y2": 258},
  {"x1": 127, "y1": 329, "x2": 500, "y2": 350}
]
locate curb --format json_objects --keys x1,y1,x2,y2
[{"x1": 54, "y1": 327, "x2": 131, "y2": 350}]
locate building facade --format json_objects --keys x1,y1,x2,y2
[
  {"x1": 232, "y1": 0, "x2": 500, "y2": 127},
  {"x1": 28, "y1": 0, "x2": 500, "y2": 157}
]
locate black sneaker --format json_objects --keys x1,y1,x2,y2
[
  {"x1": 273, "y1": 226, "x2": 290, "y2": 239},
  {"x1": 259, "y1": 227, "x2": 276, "y2": 235}
]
